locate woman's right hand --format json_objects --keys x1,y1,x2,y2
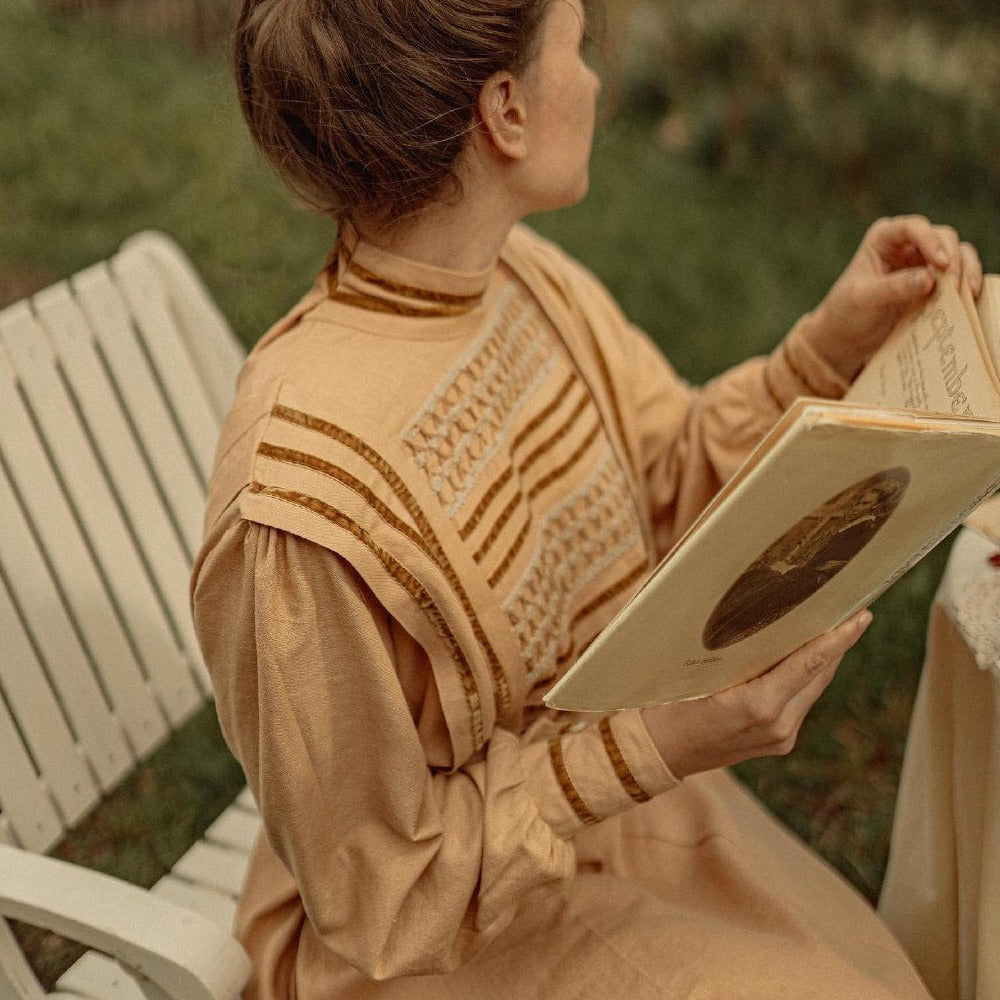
[{"x1": 640, "y1": 609, "x2": 873, "y2": 779}]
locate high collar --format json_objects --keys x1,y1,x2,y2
[{"x1": 328, "y1": 224, "x2": 495, "y2": 318}]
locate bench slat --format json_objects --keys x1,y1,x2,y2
[
  {"x1": 0, "y1": 698, "x2": 62, "y2": 855},
  {"x1": 205, "y1": 806, "x2": 260, "y2": 854},
  {"x1": 152, "y1": 877, "x2": 238, "y2": 932},
  {"x1": 2, "y1": 307, "x2": 200, "y2": 728},
  {"x1": 56, "y1": 953, "x2": 153, "y2": 1000},
  {"x1": 32, "y1": 282, "x2": 211, "y2": 695},
  {"x1": 117, "y1": 233, "x2": 243, "y2": 424},
  {"x1": 0, "y1": 433, "x2": 131, "y2": 794},
  {"x1": 171, "y1": 843, "x2": 249, "y2": 898},
  {"x1": 71, "y1": 265, "x2": 205, "y2": 560},
  {"x1": 0, "y1": 339, "x2": 166, "y2": 760},
  {"x1": 0, "y1": 575, "x2": 93, "y2": 843},
  {"x1": 111, "y1": 253, "x2": 220, "y2": 484}
]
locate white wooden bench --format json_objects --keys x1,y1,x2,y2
[{"x1": 0, "y1": 233, "x2": 254, "y2": 999}]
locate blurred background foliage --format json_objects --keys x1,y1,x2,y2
[
  {"x1": 618, "y1": 0, "x2": 1000, "y2": 218},
  {"x1": 2, "y1": 0, "x2": 998, "y2": 985}
]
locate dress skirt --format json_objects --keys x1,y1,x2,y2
[{"x1": 237, "y1": 768, "x2": 929, "y2": 1000}]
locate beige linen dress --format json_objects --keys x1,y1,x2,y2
[{"x1": 192, "y1": 224, "x2": 930, "y2": 999}]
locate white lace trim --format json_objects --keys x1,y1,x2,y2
[{"x1": 953, "y1": 570, "x2": 1000, "y2": 677}]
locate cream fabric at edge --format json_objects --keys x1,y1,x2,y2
[{"x1": 881, "y1": 527, "x2": 1000, "y2": 1000}]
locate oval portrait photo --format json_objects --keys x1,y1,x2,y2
[{"x1": 702, "y1": 466, "x2": 911, "y2": 651}]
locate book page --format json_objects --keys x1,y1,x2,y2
[
  {"x1": 847, "y1": 275, "x2": 1000, "y2": 420},
  {"x1": 977, "y1": 274, "x2": 1000, "y2": 378}
]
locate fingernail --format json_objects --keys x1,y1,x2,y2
[{"x1": 857, "y1": 609, "x2": 873, "y2": 632}]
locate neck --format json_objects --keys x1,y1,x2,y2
[{"x1": 354, "y1": 150, "x2": 525, "y2": 273}]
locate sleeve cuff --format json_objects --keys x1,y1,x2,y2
[
  {"x1": 520, "y1": 710, "x2": 680, "y2": 839},
  {"x1": 765, "y1": 314, "x2": 852, "y2": 408}
]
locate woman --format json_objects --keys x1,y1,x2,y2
[{"x1": 193, "y1": 0, "x2": 982, "y2": 996}]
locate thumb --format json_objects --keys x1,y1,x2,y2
[{"x1": 865, "y1": 266, "x2": 936, "y2": 310}]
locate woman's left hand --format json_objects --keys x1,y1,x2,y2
[{"x1": 805, "y1": 214, "x2": 983, "y2": 382}]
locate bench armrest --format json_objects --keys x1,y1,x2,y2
[{"x1": 0, "y1": 844, "x2": 250, "y2": 1000}]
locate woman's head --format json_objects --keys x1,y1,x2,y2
[{"x1": 234, "y1": 0, "x2": 556, "y2": 227}]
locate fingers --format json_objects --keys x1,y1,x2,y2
[
  {"x1": 869, "y1": 215, "x2": 983, "y2": 295},
  {"x1": 734, "y1": 610, "x2": 871, "y2": 757},
  {"x1": 869, "y1": 215, "x2": 950, "y2": 271},
  {"x1": 933, "y1": 223, "x2": 961, "y2": 274},
  {"x1": 773, "y1": 640, "x2": 845, "y2": 741},
  {"x1": 641, "y1": 611, "x2": 873, "y2": 776},
  {"x1": 738, "y1": 657, "x2": 840, "y2": 759},
  {"x1": 763, "y1": 609, "x2": 871, "y2": 703},
  {"x1": 932, "y1": 226, "x2": 984, "y2": 296},
  {"x1": 961, "y1": 241, "x2": 985, "y2": 298},
  {"x1": 851, "y1": 268, "x2": 934, "y2": 316}
]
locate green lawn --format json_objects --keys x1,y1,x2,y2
[{"x1": 2, "y1": 1, "x2": 997, "y2": 985}]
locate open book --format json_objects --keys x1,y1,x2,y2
[
  {"x1": 847, "y1": 273, "x2": 1000, "y2": 541},
  {"x1": 545, "y1": 274, "x2": 1000, "y2": 710}
]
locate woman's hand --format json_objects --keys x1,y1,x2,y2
[
  {"x1": 805, "y1": 215, "x2": 983, "y2": 382},
  {"x1": 640, "y1": 609, "x2": 872, "y2": 779}
]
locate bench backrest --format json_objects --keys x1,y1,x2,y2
[{"x1": 0, "y1": 233, "x2": 244, "y2": 854}]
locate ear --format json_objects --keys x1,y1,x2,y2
[{"x1": 476, "y1": 71, "x2": 529, "y2": 160}]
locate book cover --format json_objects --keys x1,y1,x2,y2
[{"x1": 545, "y1": 399, "x2": 1000, "y2": 710}]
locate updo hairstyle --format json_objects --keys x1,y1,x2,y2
[{"x1": 234, "y1": 0, "x2": 551, "y2": 226}]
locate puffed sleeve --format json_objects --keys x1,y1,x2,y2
[
  {"x1": 627, "y1": 311, "x2": 853, "y2": 556},
  {"x1": 193, "y1": 517, "x2": 677, "y2": 980}
]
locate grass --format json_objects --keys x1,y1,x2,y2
[
  {"x1": 0, "y1": 4, "x2": 332, "y2": 338},
  {"x1": 2, "y1": 0, "x2": 998, "y2": 984}
]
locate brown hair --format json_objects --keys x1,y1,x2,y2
[{"x1": 234, "y1": 0, "x2": 552, "y2": 226}]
